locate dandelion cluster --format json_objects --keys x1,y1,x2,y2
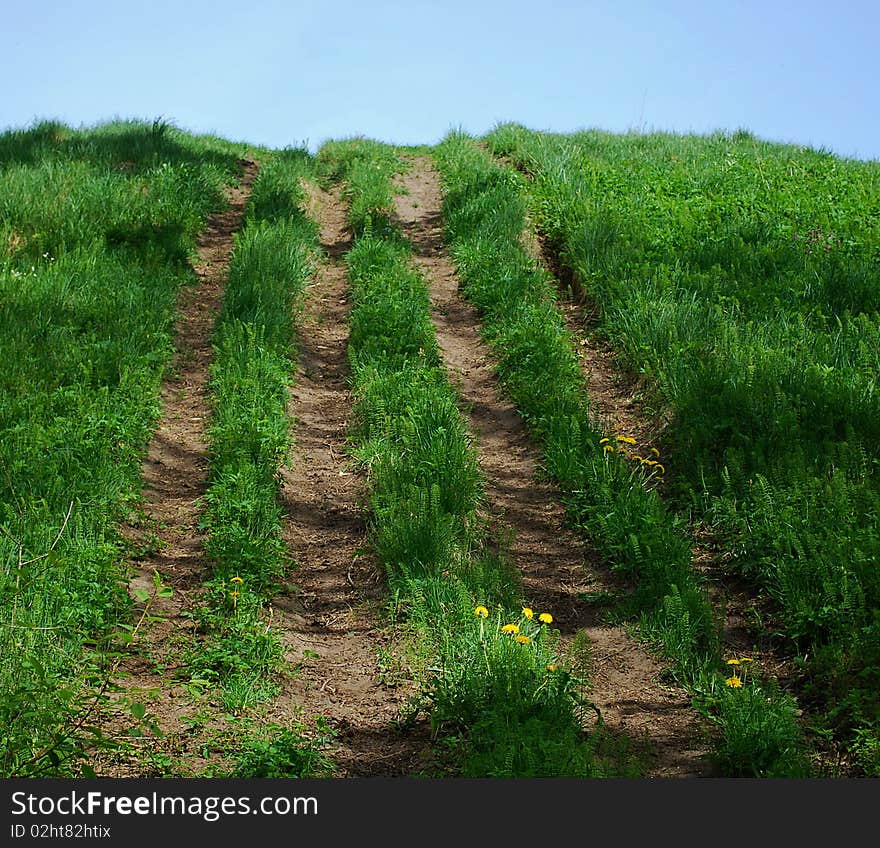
[
  {"x1": 600, "y1": 435, "x2": 665, "y2": 477},
  {"x1": 724, "y1": 656, "x2": 754, "y2": 689},
  {"x1": 473, "y1": 604, "x2": 558, "y2": 667}
]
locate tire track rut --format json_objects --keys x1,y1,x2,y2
[
  {"x1": 268, "y1": 181, "x2": 432, "y2": 776},
  {"x1": 391, "y1": 154, "x2": 713, "y2": 778},
  {"x1": 97, "y1": 160, "x2": 258, "y2": 774}
]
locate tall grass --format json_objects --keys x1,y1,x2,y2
[
  {"x1": 190, "y1": 148, "x2": 318, "y2": 713},
  {"x1": 489, "y1": 122, "x2": 880, "y2": 770},
  {"x1": 486, "y1": 122, "x2": 880, "y2": 773},
  {"x1": 0, "y1": 119, "x2": 251, "y2": 775},
  {"x1": 434, "y1": 131, "x2": 811, "y2": 777}
]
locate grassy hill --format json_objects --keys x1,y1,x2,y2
[{"x1": 1, "y1": 119, "x2": 877, "y2": 778}]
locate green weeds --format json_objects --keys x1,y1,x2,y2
[
  {"x1": 0, "y1": 119, "x2": 248, "y2": 775},
  {"x1": 191, "y1": 148, "x2": 317, "y2": 712}
]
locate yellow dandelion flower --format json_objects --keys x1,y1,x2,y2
[
  {"x1": 538, "y1": 612, "x2": 553, "y2": 624},
  {"x1": 740, "y1": 657, "x2": 754, "y2": 663},
  {"x1": 599, "y1": 438, "x2": 610, "y2": 445},
  {"x1": 522, "y1": 607, "x2": 534, "y2": 620},
  {"x1": 546, "y1": 664, "x2": 557, "y2": 672},
  {"x1": 616, "y1": 435, "x2": 637, "y2": 445},
  {"x1": 656, "y1": 464, "x2": 666, "y2": 474},
  {"x1": 515, "y1": 635, "x2": 531, "y2": 645},
  {"x1": 501, "y1": 623, "x2": 520, "y2": 634},
  {"x1": 230, "y1": 576, "x2": 244, "y2": 584},
  {"x1": 644, "y1": 459, "x2": 657, "y2": 466},
  {"x1": 650, "y1": 447, "x2": 660, "y2": 457},
  {"x1": 725, "y1": 675, "x2": 743, "y2": 688},
  {"x1": 726, "y1": 658, "x2": 741, "y2": 666},
  {"x1": 604, "y1": 445, "x2": 615, "y2": 453},
  {"x1": 474, "y1": 605, "x2": 489, "y2": 618}
]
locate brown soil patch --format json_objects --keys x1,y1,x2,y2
[
  {"x1": 93, "y1": 160, "x2": 258, "y2": 775},
  {"x1": 266, "y1": 181, "x2": 433, "y2": 776},
  {"x1": 391, "y1": 155, "x2": 713, "y2": 777}
]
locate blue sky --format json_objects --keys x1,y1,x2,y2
[{"x1": 4, "y1": 0, "x2": 879, "y2": 160}]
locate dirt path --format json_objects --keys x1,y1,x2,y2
[
  {"x1": 264, "y1": 181, "x2": 432, "y2": 776},
  {"x1": 95, "y1": 160, "x2": 258, "y2": 774},
  {"x1": 503, "y1": 152, "x2": 789, "y2": 670},
  {"x1": 524, "y1": 217, "x2": 794, "y2": 678},
  {"x1": 135, "y1": 160, "x2": 259, "y2": 593},
  {"x1": 391, "y1": 155, "x2": 713, "y2": 778}
]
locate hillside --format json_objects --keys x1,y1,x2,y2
[{"x1": 2, "y1": 119, "x2": 878, "y2": 778}]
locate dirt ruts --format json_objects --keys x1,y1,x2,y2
[
  {"x1": 96, "y1": 160, "x2": 259, "y2": 774},
  {"x1": 522, "y1": 203, "x2": 796, "y2": 683},
  {"x1": 265, "y1": 181, "x2": 432, "y2": 776},
  {"x1": 390, "y1": 154, "x2": 713, "y2": 778}
]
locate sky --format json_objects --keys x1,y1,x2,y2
[{"x1": 3, "y1": 0, "x2": 879, "y2": 161}]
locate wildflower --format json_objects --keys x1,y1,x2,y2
[
  {"x1": 538, "y1": 612, "x2": 553, "y2": 624},
  {"x1": 650, "y1": 447, "x2": 660, "y2": 457},
  {"x1": 656, "y1": 464, "x2": 666, "y2": 474},
  {"x1": 726, "y1": 658, "x2": 741, "y2": 666},
  {"x1": 604, "y1": 444, "x2": 615, "y2": 453},
  {"x1": 740, "y1": 657, "x2": 754, "y2": 663},
  {"x1": 616, "y1": 435, "x2": 637, "y2": 445},
  {"x1": 522, "y1": 607, "x2": 534, "y2": 620},
  {"x1": 515, "y1": 635, "x2": 531, "y2": 645},
  {"x1": 474, "y1": 605, "x2": 489, "y2": 618},
  {"x1": 230, "y1": 576, "x2": 244, "y2": 584},
  {"x1": 599, "y1": 438, "x2": 610, "y2": 445},
  {"x1": 501, "y1": 623, "x2": 520, "y2": 634},
  {"x1": 630, "y1": 454, "x2": 643, "y2": 462},
  {"x1": 546, "y1": 664, "x2": 557, "y2": 672},
  {"x1": 725, "y1": 675, "x2": 743, "y2": 688}
]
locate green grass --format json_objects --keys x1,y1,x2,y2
[
  {"x1": 5, "y1": 114, "x2": 871, "y2": 778},
  {"x1": 0, "y1": 118, "x2": 251, "y2": 776},
  {"x1": 486, "y1": 122, "x2": 880, "y2": 773},
  {"x1": 189, "y1": 147, "x2": 318, "y2": 713},
  {"x1": 434, "y1": 130, "x2": 811, "y2": 777}
]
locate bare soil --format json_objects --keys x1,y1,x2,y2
[
  {"x1": 391, "y1": 155, "x2": 714, "y2": 777},
  {"x1": 265, "y1": 181, "x2": 433, "y2": 776}
]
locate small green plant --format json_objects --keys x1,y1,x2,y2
[
  {"x1": 229, "y1": 718, "x2": 337, "y2": 778},
  {"x1": 705, "y1": 658, "x2": 811, "y2": 777}
]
